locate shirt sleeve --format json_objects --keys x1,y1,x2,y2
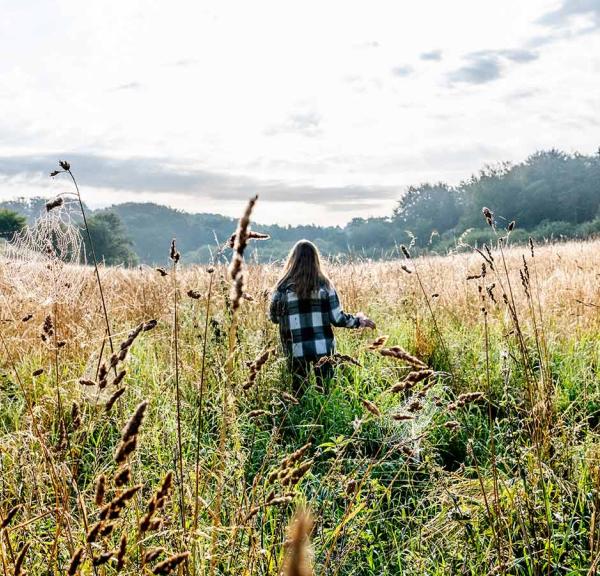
[
  {"x1": 327, "y1": 287, "x2": 360, "y2": 328},
  {"x1": 269, "y1": 290, "x2": 283, "y2": 324}
]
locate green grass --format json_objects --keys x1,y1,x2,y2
[{"x1": 1, "y1": 269, "x2": 599, "y2": 575}]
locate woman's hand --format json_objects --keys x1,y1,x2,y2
[{"x1": 356, "y1": 312, "x2": 376, "y2": 329}]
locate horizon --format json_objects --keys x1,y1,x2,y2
[
  {"x1": 1, "y1": 1, "x2": 599, "y2": 226},
  {"x1": 2, "y1": 146, "x2": 597, "y2": 228}
]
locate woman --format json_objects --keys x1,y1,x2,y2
[{"x1": 269, "y1": 240, "x2": 375, "y2": 394}]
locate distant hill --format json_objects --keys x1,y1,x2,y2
[{"x1": 2, "y1": 148, "x2": 599, "y2": 265}]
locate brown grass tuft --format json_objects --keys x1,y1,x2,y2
[
  {"x1": 152, "y1": 551, "x2": 191, "y2": 574},
  {"x1": 283, "y1": 508, "x2": 313, "y2": 576},
  {"x1": 95, "y1": 474, "x2": 106, "y2": 506},
  {"x1": 361, "y1": 399, "x2": 382, "y2": 417},
  {"x1": 379, "y1": 346, "x2": 428, "y2": 369},
  {"x1": 67, "y1": 547, "x2": 84, "y2": 575},
  {"x1": 0, "y1": 505, "x2": 20, "y2": 529},
  {"x1": 368, "y1": 335, "x2": 389, "y2": 350},
  {"x1": 14, "y1": 542, "x2": 30, "y2": 576}
]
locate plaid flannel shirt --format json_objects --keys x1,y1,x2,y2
[{"x1": 269, "y1": 282, "x2": 360, "y2": 359}]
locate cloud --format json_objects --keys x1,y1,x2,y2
[
  {"x1": 112, "y1": 81, "x2": 142, "y2": 91},
  {"x1": 344, "y1": 75, "x2": 383, "y2": 93},
  {"x1": 391, "y1": 65, "x2": 413, "y2": 77},
  {"x1": 0, "y1": 153, "x2": 398, "y2": 207},
  {"x1": 265, "y1": 109, "x2": 322, "y2": 137},
  {"x1": 420, "y1": 49, "x2": 443, "y2": 61},
  {"x1": 500, "y1": 49, "x2": 539, "y2": 63},
  {"x1": 448, "y1": 54, "x2": 503, "y2": 85},
  {"x1": 537, "y1": 0, "x2": 600, "y2": 28},
  {"x1": 448, "y1": 48, "x2": 539, "y2": 85},
  {"x1": 505, "y1": 88, "x2": 540, "y2": 101},
  {"x1": 172, "y1": 58, "x2": 199, "y2": 67},
  {"x1": 355, "y1": 40, "x2": 380, "y2": 49}
]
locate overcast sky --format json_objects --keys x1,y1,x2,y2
[{"x1": 0, "y1": 0, "x2": 598, "y2": 225}]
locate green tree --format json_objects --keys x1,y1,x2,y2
[
  {"x1": 392, "y1": 183, "x2": 462, "y2": 247},
  {"x1": 85, "y1": 211, "x2": 138, "y2": 266},
  {"x1": 0, "y1": 209, "x2": 26, "y2": 239}
]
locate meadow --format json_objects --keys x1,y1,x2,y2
[{"x1": 0, "y1": 202, "x2": 599, "y2": 574}]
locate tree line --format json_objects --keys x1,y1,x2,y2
[{"x1": 1, "y1": 149, "x2": 599, "y2": 265}]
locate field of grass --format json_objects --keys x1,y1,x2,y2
[{"x1": 1, "y1": 218, "x2": 599, "y2": 574}]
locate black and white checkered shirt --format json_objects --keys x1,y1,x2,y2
[{"x1": 269, "y1": 282, "x2": 360, "y2": 359}]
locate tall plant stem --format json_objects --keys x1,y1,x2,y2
[
  {"x1": 172, "y1": 257, "x2": 186, "y2": 534},
  {"x1": 483, "y1": 308, "x2": 505, "y2": 573},
  {"x1": 193, "y1": 271, "x2": 215, "y2": 530},
  {"x1": 209, "y1": 309, "x2": 237, "y2": 576},
  {"x1": 52, "y1": 302, "x2": 63, "y2": 426},
  {"x1": 496, "y1": 241, "x2": 553, "y2": 572},
  {"x1": 65, "y1": 169, "x2": 115, "y2": 358}
]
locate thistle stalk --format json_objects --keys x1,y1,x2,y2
[
  {"x1": 193, "y1": 267, "x2": 215, "y2": 529},
  {"x1": 170, "y1": 239, "x2": 186, "y2": 534},
  {"x1": 52, "y1": 162, "x2": 116, "y2": 368}
]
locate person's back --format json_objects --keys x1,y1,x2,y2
[{"x1": 269, "y1": 240, "x2": 375, "y2": 394}]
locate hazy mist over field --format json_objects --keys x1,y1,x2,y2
[{"x1": 0, "y1": 0, "x2": 599, "y2": 225}]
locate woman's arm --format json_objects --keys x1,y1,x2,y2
[
  {"x1": 269, "y1": 290, "x2": 283, "y2": 323},
  {"x1": 327, "y1": 288, "x2": 374, "y2": 328}
]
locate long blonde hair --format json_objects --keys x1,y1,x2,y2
[{"x1": 276, "y1": 240, "x2": 331, "y2": 299}]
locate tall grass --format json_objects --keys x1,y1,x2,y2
[{"x1": 0, "y1": 194, "x2": 599, "y2": 573}]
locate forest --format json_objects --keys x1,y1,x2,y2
[{"x1": 1, "y1": 148, "x2": 599, "y2": 265}]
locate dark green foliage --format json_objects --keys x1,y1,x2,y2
[
  {"x1": 0, "y1": 208, "x2": 26, "y2": 239},
  {"x1": 84, "y1": 210, "x2": 138, "y2": 266},
  {"x1": 393, "y1": 182, "x2": 463, "y2": 247},
  {"x1": 1, "y1": 148, "x2": 599, "y2": 264}
]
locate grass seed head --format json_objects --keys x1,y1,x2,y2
[
  {"x1": 95, "y1": 474, "x2": 107, "y2": 506},
  {"x1": 116, "y1": 535, "x2": 127, "y2": 570},
  {"x1": 143, "y1": 319, "x2": 158, "y2": 331},
  {"x1": 112, "y1": 369, "x2": 127, "y2": 387},
  {"x1": 71, "y1": 401, "x2": 81, "y2": 430},
  {"x1": 14, "y1": 543, "x2": 30, "y2": 576},
  {"x1": 482, "y1": 206, "x2": 494, "y2": 227},
  {"x1": 281, "y1": 443, "x2": 312, "y2": 471},
  {"x1": 79, "y1": 378, "x2": 96, "y2": 386},
  {"x1": 228, "y1": 195, "x2": 258, "y2": 311},
  {"x1": 392, "y1": 413, "x2": 414, "y2": 421},
  {"x1": 67, "y1": 547, "x2": 84, "y2": 575},
  {"x1": 283, "y1": 508, "x2": 313, "y2": 576},
  {"x1": 362, "y1": 399, "x2": 381, "y2": 417},
  {"x1": 281, "y1": 391, "x2": 299, "y2": 405},
  {"x1": 114, "y1": 436, "x2": 137, "y2": 464},
  {"x1": 144, "y1": 548, "x2": 166, "y2": 563},
  {"x1": 368, "y1": 335, "x2": 389, "y2": 350},
  {"x1": 93, "y1": 551, "x2": 114, "y2": 566},
  {"x1": 114, "y1": 465, "x2": 131, "y2": 487},
  {"x1": 152, "y1": 552, "x2": 191, "y2": 575},
  {"x1": 121, "y1": 400, "x2": 148, "y2": 444},
  {"x1": 169, "y1": 238, "x2": 180, "y2": 263},
  {"x1": 87, "y1": 520, "x2": 103, "y2": 543},
  {"x1": 46, "y1": 196, "x2": 64, "y2": 211},
  {"x1": 379, "y1": 346, "x2": 428, "y2": 369},
  {"x1": 106, "y1": 388, "x2": 126, "y2": 413},
  {"x1": 0, "y1": 505, "x2": 20, "y2": 529}
]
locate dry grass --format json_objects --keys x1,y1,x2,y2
[{"x1": 0, "y1": 237, "x2": 599, "y2": 574}]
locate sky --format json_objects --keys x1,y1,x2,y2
[{"x1": 0, "y1": 0, "x2": 599, "y2": 226}]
